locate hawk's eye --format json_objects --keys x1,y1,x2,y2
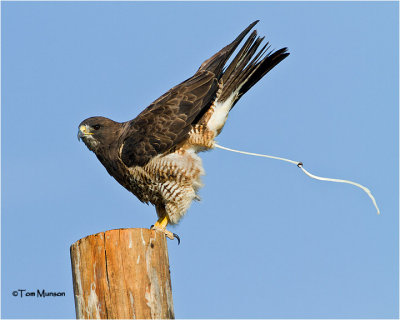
[{"x1": 93, "y1": 124, "x2": 101, "y2": 130}]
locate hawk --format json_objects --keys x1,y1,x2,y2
[{"x1": 78, "y1": 21, "x2": 289, "y2": 241}]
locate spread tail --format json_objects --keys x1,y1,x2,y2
[
  {"x1": 206, "y1": 23, "x2": 289, "y2": 134},
  {"x1": 198, "y1": 20, "x2": 260, "y2": 75},
  {"x1": 219, "y1": 31, "x2": 289, "y2": 109}
]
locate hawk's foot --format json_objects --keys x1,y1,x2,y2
[{"x1": 150, "y1": 216, "x2": 180, "y2": 245}]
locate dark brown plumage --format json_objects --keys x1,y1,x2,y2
[{"x1": 78, "y1": 21, "x2": 289, "y2": 237}]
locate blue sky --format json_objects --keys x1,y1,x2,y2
[{"x1": 2, "y1": 1, "x2": 398, "y2": 318}]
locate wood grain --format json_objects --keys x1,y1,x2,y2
[{"x1": 70, "y1": 228, "x2": 174, "y2": 319}]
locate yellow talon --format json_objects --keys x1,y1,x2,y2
[
  {"x1": 153, "y1": 216, "x2": 169, "y2": 230},
  {"x1": 151, "y1": 216, "x2": 180, "y2": 244}
]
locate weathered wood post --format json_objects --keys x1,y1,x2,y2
[{"x1": 70, "y1": 228, "x2": 174, "y2": 319}]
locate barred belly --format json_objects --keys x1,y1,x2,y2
[{"x1": 129, "y1": 148, "x2": 205, "y2": 224}]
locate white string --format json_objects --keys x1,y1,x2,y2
[
  {"x1": 214, "y1": 144, "x2": 299, "y2": 165},
  {"x1": 214, "y1": 143, "x2": 380, "y2": 215}
]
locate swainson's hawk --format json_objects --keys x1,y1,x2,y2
[{"x1": 78, "y1": 21, "x2": 289, "y2": 241}]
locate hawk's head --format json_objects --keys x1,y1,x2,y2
[{"x1": 78, "y1": 116, "x2": 122, "y2": 152}]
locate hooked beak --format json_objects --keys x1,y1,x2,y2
[{"x1": 77, "y1": 125, "x2": 93, "y2": 141}]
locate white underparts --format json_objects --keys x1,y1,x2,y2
[{"x1": 207, "y1": 90, "x2": 239, "y2": 135}]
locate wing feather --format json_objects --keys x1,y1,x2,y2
[
  {"x1": 120, "y1": 70, "x2": 217, "y2": 167},
  {"x1": 120, "y1": 21, "x2": 260, "y2": 167}
]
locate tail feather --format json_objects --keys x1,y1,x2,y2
[
  {"x1": 198, "y1": 20, "x2": 259, "y2": 75},
  {"x1": 205, "y1": 25, "x2": 289, "y2": 135},
  {"x1": 219, "y1": 31, "x2": 289, "y2": 109},
  {"x1": 239, "y1": 47, "x2": 289, "y2": 99},
  {"x1": 220, "y1": 33, "x2": 267, "y2": 102},
  {"x1": 221, "y1": 30, "x2": 259, "y2": 84}
]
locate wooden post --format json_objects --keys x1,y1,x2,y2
[{"x1": 70, "y1": 228, "x2": 174, "y2": 319}]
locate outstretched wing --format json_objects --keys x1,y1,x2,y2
[
  {"x1": 120, "y1": 70, "x2": 218, "y2": 167},
  {"x1": 120, "y1": 21, "x2": 259, "y2": 168}
]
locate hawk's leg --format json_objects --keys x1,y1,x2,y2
[
  {"x1": 185, "y1": 125, "x2": 216, "y2": 150},
  {"x1": 151, "y1": 213, "x2": 180, "y2": 244}
]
